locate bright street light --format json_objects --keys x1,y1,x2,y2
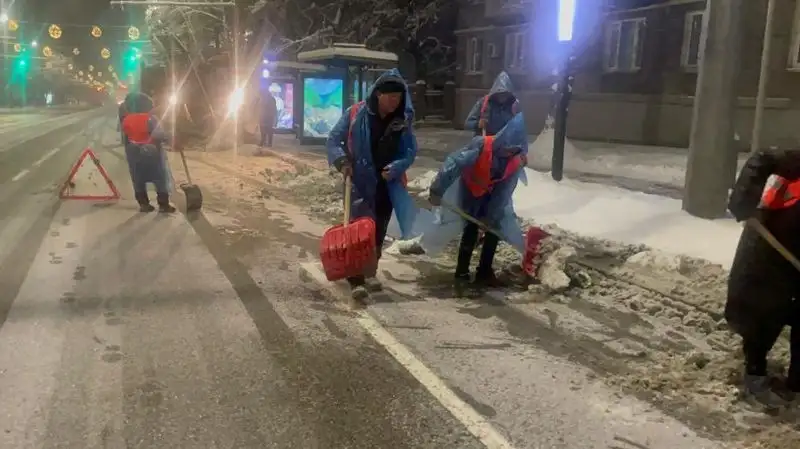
[
  {"x1": 0, "y1": 13, "x2": 8, "y2": 23},
  {"x1": 31, "y1": 40, "x2": 38, "y2": 48}
]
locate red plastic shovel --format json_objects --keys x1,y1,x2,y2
[{"x1": 319, "y1": 176, "x2": 377, "y2": 282}]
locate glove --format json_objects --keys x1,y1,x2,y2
[
  {"x1": 478, "y1": 118, "x2": 487, "y2": 130},
  {"x1": 333, "y1": 156, "x2": 353, "y2": 178}
]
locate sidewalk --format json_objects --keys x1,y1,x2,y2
[{"x1": 415, "y1": 127, "x2": 749, "y2": 192}]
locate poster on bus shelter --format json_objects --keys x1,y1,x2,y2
[
  {"x1": 268, "y1": 82, "x2": 294, "y2": 130},
  {"x1": 302, "y1": 77, "x2": 344, "y2": 138}
]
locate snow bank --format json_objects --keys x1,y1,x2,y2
[{"x1": 512, "y1": 169, "x2": 741, "y2": 268}]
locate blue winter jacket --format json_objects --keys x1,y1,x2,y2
[
  {"x1": 464, "y1": 71, "x2": 520, "y2": 137},
  {"x1": 430, "y1": 113, "x2": 527, "y2": 227},
  {"x1": 326, "y1": 69, "x2": 417, "y2": 220}
]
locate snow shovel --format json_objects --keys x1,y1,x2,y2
[
  {"x1": 319, "y1": 175, "x2": 377, "y2": 282},
  {"x1": 175, "y1": 141, "x2": 203, "y2": 211},
  {"x1": 438, "y1": 199, "x2": 549, "y2": 276},
  {"x1": 747, "y1": 218, "x2": 800, "y2": 272}
]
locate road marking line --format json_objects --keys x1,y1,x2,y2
[
  {"x1": 300, "y1": 262, "x2": 518, "y2": 449},
  {"x1": 33, "y1": 148, "x2": 60, "y2": 166},
  {"x1": 11, "y1": 169, "x2": 29, "y2": 182}
]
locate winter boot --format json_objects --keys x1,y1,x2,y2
[
  {"x1": 135, "y1": 192, "x2": 155, "y2": 212},
  {"x1": 351, "y1": 285, "x2": 369, "y2": 301},
  {"x1": 156, "y1": 193, "x2": 176, "y2": 213},
  {"x1": 474, "y1": 269, "x2": 508, "y2": 288},
  {"x1": 744, "y1": 374, "x2": 787, "y2": 409},
  {"x1": 365, "y1": 278, "x2": 383, "y2": 292}
]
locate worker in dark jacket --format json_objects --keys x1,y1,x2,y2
[
  {"x1": 727, "y1": 150, "x2": 800, "y2": 406},
  {"x1": 326, "y1": 69, "x2": 416, "y2": 301},
  {"x1": 121, "y1": 92, "x2": 176, "y2": 213}
]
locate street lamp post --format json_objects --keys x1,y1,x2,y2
[{"x1": 551, "y1": 0, "x2": 577, "y2": 182}]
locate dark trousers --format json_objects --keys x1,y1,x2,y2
[
  {"x1": 736, "y1": 300, "x2": 800, "y2": 387},
  {"x1": 456, "y1": 221, "x2": 499, "y2": 276},
  {"x1": 348, "y1": 180, "x2": 393, "y2": 288},
  {"x1": 260, "y1": 124, "x2": 274, "y2": 147}
]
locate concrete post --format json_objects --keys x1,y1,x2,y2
[
  {"x1": 750, "y1": 0, "x2": 776, "y2": 154},
  {"x1": 682, "y1": 0, "x2": 744, "y2": 219}
]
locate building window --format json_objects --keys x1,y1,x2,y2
[
  {"x1": 504, "y1": 32, "x2": 526, "y2": 70},
  {"x1": 790, "y1": 3, "x2": 800, "y2": 69},
  {"x1": 603, "y1": 17, "x2": 646, "y2": 72},
  {"x1": 466, "y1": 37, "x2": 484, "y2": 73},
  {"x1": 681, "y1": 11, "x2": 704, "y2": 69}
]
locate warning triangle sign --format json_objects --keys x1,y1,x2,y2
[{"x1": 59, "y1": 148, "x2": 120, "y2": 200}]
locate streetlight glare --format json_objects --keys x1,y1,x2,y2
[
  {"x1": 557, "y1": 0, "x2": 576, "y2": 42},
  {"x1": 31, "y1": 40, "x2": 38, "y2": 47},
  {"x1": 0, "y1": 13, "x2": 8, "y2": 23}
]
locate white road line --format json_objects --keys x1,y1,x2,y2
[
  {"x1": 33, "y1": 148, "x2": 60, "y2": 166},
  {"x1": 300, "y1": 262, "x2": 518, "y2": 449},
  {"x1": 11, "y1": 169, "x2": 29, "y2": 182}
]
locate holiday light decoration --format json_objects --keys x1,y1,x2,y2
[
  {"x1": 42, "y1": 46, "x2": 53, "y2": 57},
  {"x1": 128, "y1": 26, "x2": 140, "y2": 40},
  {"x1": 72, "y1": 47, "x2": 80, "y2": 55},
  {"x1": 101, "y1": 48, "x2": 111, "y2": 59},
  {"x1": 48, "y1": 24, "x2": 61, "y2": 39},
  {"x1": 91, "y1": 25, "x2": 102, "y2": 38}
]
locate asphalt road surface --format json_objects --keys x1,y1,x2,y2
[
  {"x1": 0, "y1": 110, "x2": 488, "y2": 448},
  {"x1": 0, "y1": 110, "x2": 724, "y2": 449}
]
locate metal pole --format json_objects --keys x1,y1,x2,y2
[{"x1": 750, "y1": 0, "x2": 776, "y2": 154}]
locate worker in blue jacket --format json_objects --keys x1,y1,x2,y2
[
  {"x1": 326, "y1": 68, "x2": 417, "y2": 300},
  {"x1": 464, "y1": 71, "x2": 520, "y2": 137},
  {"x1": 428, "y1": 113, "x2": 527, "y2": 287}
]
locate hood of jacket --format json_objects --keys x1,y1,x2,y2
[
  {"x1": 487, "y1": 71, "x2": 515, "y2": 101},
  {"x1": 366, "y1": 68, "x2": 414, "y2": 122},
  {"x1": 489, "y1": 113, "x2": 527, "y2": 158}
]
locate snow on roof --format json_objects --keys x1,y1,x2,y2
[
  {"x1": 297, "y1": 46, "x2": 398, "y2": 66},
  {"x1": 268, "y1": 61, "x2": 327, "y2": 72}
]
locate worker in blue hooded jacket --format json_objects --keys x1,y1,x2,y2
[
  {"x1": 464, "y1": 71, "x2": 520, "y2": 137},
  {"x1": 326, "y1": 68, "x2": 417, "y2": 300},
  {"x1": 428, "y1": 113, "x2": 527, "y2": 287}
]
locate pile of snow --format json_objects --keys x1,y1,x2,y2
[
  {"x1": 406, "y1": 170, "x2": 436, "y2": 191},
  {"x1": 512, "y1": 168, "x2": 742, "y2": 269}
]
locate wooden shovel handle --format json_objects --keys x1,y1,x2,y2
[
  {"x1": 747, "y1": 218, "x2": 800, "y2": 273},
  {"x1": 343, "y1": 175, "x2": 351, "y2": 226}
]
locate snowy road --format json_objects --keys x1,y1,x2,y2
[
  {"x1": 164, "y1": 147, "x2": 732, "y2": 449},
  {"x1": 0, "y1": 114, "x2": 488, "y2": 448}
]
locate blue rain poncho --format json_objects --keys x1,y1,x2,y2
[
  {"x1": 464, "y1": 71, "x2": 520, "y2": 137},
  {"x1": 122, "y1": 93, "x2": 173, "y2": 194},
  {"x1": 326, "y1": 69, "x2": 418, "y2": 233},
  {"x1": 420, "y1": 113, "x2": 529, "y2": 255}
]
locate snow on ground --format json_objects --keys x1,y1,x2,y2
[
  {"x1": 179, "y1": 145, "x2": 798, "y2": 448},
  {"x1": 404, "y1": 167, "x2": 741, "y2": 269}
]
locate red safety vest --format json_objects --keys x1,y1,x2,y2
[
  {"x1": 759, "y1": 175, "x2": 800, "y2": 209},
  {"x1": 347, "y1": 101, "x2": 408, "y2": 187},
  {"x1": 462, "y1": 135, "x2": 523, "y2": 197},
  {"x1": 121, "y1": 113, "x2": 153, "y2": 145}
]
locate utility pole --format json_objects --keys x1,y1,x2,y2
[
  {"x1": 683, "y1": 0, "x2": 744, "y2": 219},
  {"x1": 750, "y1": 0, "x2": 776, "y2": 154}
]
